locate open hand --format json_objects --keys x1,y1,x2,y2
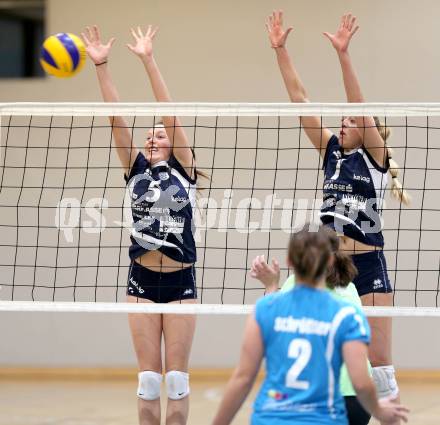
[
  {"x1": 81, "y1": 25, "x2": 115, "y2": 65},
  {"x1": 323, "y1": 13, "x2": 359, "y2": 53},
  {"x1": 250, "y1": 255, "x2": 280, "y2": 292},
  {"x1": 265, "y1": 10, "x2": 293, "y2": 48},
  {"x1": 127, "y1": 25, "x2": 158, "y2": 59},
  {"x1": 375, "y1": 396, "x2": 409, "y2": 424}
]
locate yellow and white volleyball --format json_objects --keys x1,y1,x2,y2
[{"x1": 40, "y1": 33, "x2": 86, "y2": 78}]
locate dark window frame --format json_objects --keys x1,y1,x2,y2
[{"x1": 0, "y1": 1, "x2": 45, "y2": 78}]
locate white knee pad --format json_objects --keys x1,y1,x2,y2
[
  {"x1": 165, "y1": 370, "x2": 190, "y2": 400},
  {"x1": 137, "y1": 371, "x2": 163, "y2": 401},
  {"x1": 372, "y1": 365, "x2": 399, "y2": 399}
]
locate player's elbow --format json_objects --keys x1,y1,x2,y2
[
  {"x1": 352, "y1": 377, "x2": 375, "y2": 396},
  {"x1": 234, "y1": 367, "x2": 256, "y2": 389}
]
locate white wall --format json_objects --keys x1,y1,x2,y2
[{"x1": 1, "y1": 0, "x2": 440, "y2": 369}]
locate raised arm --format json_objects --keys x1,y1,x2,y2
[
  {"x1": 324, "y1": 14, "x2": 387, "y2": 167},
  {"x1": 211, "y1": 313, "x2": 263, "y2": 425},
  {"x1": 343, "y1": 341, "x2": 409, "y2": 423},
  {"x1": 82, "y1": 26, "x2": 138, "y2": 175},
  {"x1": 127, "y1": 26, "x2": 195, "y2": 177},
  {"x1": 267, "y1": 11, "x2": 332, "y2": 155}
]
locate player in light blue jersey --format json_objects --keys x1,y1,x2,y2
[
  {"x1": 212, "y1": 225, "x2": 408, "y2": 425},
  {"x1": 250, "y1": 227, "x2": 371, "y2": 425}
]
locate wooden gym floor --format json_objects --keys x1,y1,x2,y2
[{"x1": 0, "y1": 370, "x2": 439, "y2": 425}]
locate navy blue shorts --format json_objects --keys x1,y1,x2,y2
[
  {"x1": 351, "y1": 250, "x2": 392, "y2": 296},
  {"x1": 127, "y1": 261, "x2": 197, "y2": 303}
]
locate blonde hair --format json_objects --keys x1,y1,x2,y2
[{"x1": 373, "y1": 117, "x2": 411, "y2": 206}]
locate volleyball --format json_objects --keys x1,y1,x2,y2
[{"x1": 40, "y1": 33, "x2": 86, "y2": 78}]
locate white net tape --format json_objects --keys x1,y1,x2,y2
[
  {"x1": 3, "y1": 102, "x2": 440, "y2": 117},
  {"x1": 0, "y1": 301, "x2": 440, "y2": 317}
]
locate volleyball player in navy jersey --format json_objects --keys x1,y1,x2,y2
[
  {"x1": 82, "y1": 25, "x2": 204, "y2": 425},
  {"x1": 266, "y1": 11, "x2": 410, "y2": 421},
  {"x1": 212, "y1": 226, "x2": 409, "y2": 425}
]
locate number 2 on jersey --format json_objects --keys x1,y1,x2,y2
[{"x1": 285, "y1": 338, "x2": 312, "y2": 390}]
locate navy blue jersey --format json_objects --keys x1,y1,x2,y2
[
  {"x1": 253, "y1": 285, "x2": 370, "y2": 425},
  {"x1": 124, "y1": 152, "x2": 197, "y2": 263},
  {"x1": 320, "y1": 135, "x2": 388, "y2": 247}
]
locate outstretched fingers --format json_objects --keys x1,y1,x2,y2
[
  {"x1": 284, "y1": 27, "x2": 293, "y2": 38},
  {"x1": 149, "y1": 25, "x2": 159, "y2": 39},
  {"x1": 106, "y1": 37, "x2": 116, "y2": 49},
  {"x1": 278, "y1": 10, "x2": 283, "y2": 26},
  {"x1": 322, "y1": 31, "x2": 331, "y2": 41},
  {"x1": 271, "y1": 258, "x2": 280, "y2": 273},
  {"x1": 85, "y1": 26, "x2": 94, "y2": 42},
  {"x1": 81, "y1": 31, "x2": 91, "y2": 46},
  {"x1": 351, "y1": 25, "x2": 359, "y2": 37},
  {"x1": 265, "y1": 21, "x2": 271, "y2": 33},
  {"x1": 268, "y1": 14, "x2": 274, "y2": 28},
  {"x1": 92, "y1": 25, "x2": 100, "y2": 42},
  {"x1": 130, "y1": 27, "x2": 139, "y2": 41},
  {"x1": 340, "y1": 14, "x2": 346, "y2": 30}
]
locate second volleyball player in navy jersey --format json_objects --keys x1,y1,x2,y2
[
  {"x1": 125, "y1": 149, "x2": 198, "y2": 303},
  {"x1": 212, "y1": 226, "x2": 409, "y2": 425},
  {"x1": 266, "y1": 11, "x2": 411, "y2": 420},
  {"x1": 83, "y1": 24, "x2": 205, "y2": 425},
  {"x1": 321, "y1": 132, "x2": 388, "y2": 249}
]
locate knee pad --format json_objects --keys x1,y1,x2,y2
[
  {"x1": 165, "y1": 370, "x2": 190, "y2": 400},
  {"x1": 372, "y1": 365, "x2": 399, "y2": 399},
  {"x1": 137, "y1": 371, "x2": 163, "y2": 401}
]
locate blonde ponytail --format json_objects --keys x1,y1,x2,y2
[{"x1": 373, "y1": 117, "x2": 411, "y2": 206}]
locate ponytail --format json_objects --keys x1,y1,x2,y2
[
  {"x1": 325, "y1": 229, "x2": 358, "y2": 289},
  {"x1": 373, "y1": 117, "x2": 411, "y2": 206},
  {"x1": 326, "y1": 250, "x2": 358, "y2": 289},
  {"x1": 387, "y1": 147, "x2": 411, "y2": 206},
  {"x1": 190, "y1": 147, "x2": 210, "y2": 191}
]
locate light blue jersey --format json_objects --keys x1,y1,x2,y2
[{"x1": 253, "y1": 285, "x2": 370, "y2": 425}]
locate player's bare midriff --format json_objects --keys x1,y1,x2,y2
[
  {"x1": 338, "y1": 234, "x2": 383, "y2": 256},
  {"x1": 134, "y1": 250, "x2": 193, "y2": 273}
]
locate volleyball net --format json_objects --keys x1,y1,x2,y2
[{"x1": 1, "y1": 102, "x2": 440, "y2": 317}]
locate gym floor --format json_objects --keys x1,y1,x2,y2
[{"x1": 0, "y1": 376, "x2": 438, "y2": 424}]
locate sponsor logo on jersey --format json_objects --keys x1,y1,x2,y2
[
  {"x1": 323, "y1": 182, "x2": 353, "y2": 193},
  {"x1": 160, "y1": 216, "x2": 185, "y2": 234},
  {"x1": 353, "y1": 174, "x2": 371, "y2": 184},
  {"x1": 373, "y1": 279, "x2": 383, "y2": 290},
  {"x1": 159, "y1": 171, "x2": 169, "y2": 180},
  {"x1": 172, "y1": 196, "x2": 188, "y2": 202},
  {"x1": 129, "y1": 276, "x2": 145, "y2": 294},
  {"x1": 182, "y1": 288, "x2": 193, "y2": 296},
  {"x1": 341, "y1": 194, "x2": 367, "y2": 212},
  {"x1": 268, "y1": 389, "x2": 288, "y2": 401}
]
